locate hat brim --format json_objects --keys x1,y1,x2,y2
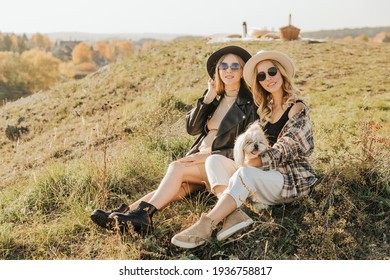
[
  {"x1": 243, "y1": 50, "x2": 296, "y2": 86},
  {"x1": 207, "y1": 46, "x2": 251, "y2": 78}
]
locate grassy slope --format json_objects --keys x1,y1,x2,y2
[{"x1": 0, "y1": 38, "x2": 389, "y2": 260}]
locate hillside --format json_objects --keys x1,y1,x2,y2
[
  {"x1": 0, "y1": 38, "x2": 389, "y2": 260},
  {"x1": 301, "y1": 26, "x2": 390, "y2": 39}
]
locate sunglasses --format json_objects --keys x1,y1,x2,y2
[
  {"x1": 218, "y1": 62, "x2": 241, "y2": 71},
  {"x1": 257, "y1": 67, "x2": 278, "y2": 82}
]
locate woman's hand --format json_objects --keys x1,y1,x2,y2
[
  {"x1": 177, "y1": 153, "x2": 210, "y2": 166},
  {"x1": 203, "y1": 78, "x2": 218, "y2": 103},
  {"x1": 245, "y1": 156, "x2": 263, "y2": 167}
]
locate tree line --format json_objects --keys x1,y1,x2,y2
[
  {"x1": 0, "y1": 32, "x2": 51, "y2": 53},
  {"x1": 0, "y1": 32, "x2": 136, "y2": 102}
]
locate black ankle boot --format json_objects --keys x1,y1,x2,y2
[
  {"x1": 110, "y1": 201, "x2": 157, "y2": 234},
  {"x1": 90, "y1": 203, "x2": 129, "y2": 229}
]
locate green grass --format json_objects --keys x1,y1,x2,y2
[{"x1": 0, "y1": 38, "x2": 389, "y2": 259}]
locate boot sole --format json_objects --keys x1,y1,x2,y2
[
  {"x1": 111, "y1": 216, "x2": 153, "y2": 236},
  {"x1": 171, "y1": 236, "x2": 206, "y2": 249},
  {"x1": 130, "y1": 223, "x2": 153, "y2": 236},
  {"x1": 216, "y1": 218, "x2": 253, "y2": 241},
  {"x1": 91, "y1": 210, "x2": 112, "y2": 229}
]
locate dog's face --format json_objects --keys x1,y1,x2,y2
[{"x1": 234, "y1": 122, "x2": 269, "y2": 166}]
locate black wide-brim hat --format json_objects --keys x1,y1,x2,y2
[{"x1": 206, "y1": 46, "x2": 251, "y2": 78}]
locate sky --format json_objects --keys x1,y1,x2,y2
[{"x1": 1, "y1": 0, "x2": 389, "y2": 35}]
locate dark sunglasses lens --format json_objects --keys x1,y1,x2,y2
[
  {"x1": 257, "y1": 72, "x2": 266, "y2": 82},
  {"x1": 268, "y1": 67, "x2": 278, "y2": 76},
  {"x1": 218, "y1": 62, "x2": 228, "y2": 70},
  {"x1": 257, "y1": 67, "x2": 278, "y2": 82},
  {"x1": 230, "y1": 63, "x2": 241, "y2": 70}
]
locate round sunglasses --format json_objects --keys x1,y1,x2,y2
[
  {"x1": 257, "y1": 67, "x2": 278, "y2": 82},
  {"x1": 218, "y1": 62, "x2": 241, "y2": 71}
]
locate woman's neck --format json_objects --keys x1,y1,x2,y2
[
  {"x1": 270, "y1": 90, "x2": 284, "y2": 107},
  {"x1": 225, "y1": 85, "x2": 240, "y2": 97},
  {"x1": 225, "y1": 82, "x2": 240, "y2": 92}
]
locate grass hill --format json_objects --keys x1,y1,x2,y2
[{"x1": 0, "y1": 38, "x2": 389, "y2": 260}]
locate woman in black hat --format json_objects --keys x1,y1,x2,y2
[{"x1": 90, "y1": 46, "x2": 258, "y2": 235}]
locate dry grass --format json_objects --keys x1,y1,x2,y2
[{"x1": 0, "y1": 38, "x2": 389, "y2": 260}]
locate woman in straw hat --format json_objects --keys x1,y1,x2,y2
[
  {"x1": 171, "y1": 50, "x2": 317, "y2": 249},
  {"x1": 90, "y1": 46, "x2": 258, "y2": 235}
]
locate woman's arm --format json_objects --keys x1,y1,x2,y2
[
  {"x1": 186, "y1": 90, "x2": 218, "y2": 136},
  {"x1": 260, "y1": 106, "x2": 314, "y2": 171},
  {"x1": 288, "y1": 102, "x2": 305, "y2": 119}
]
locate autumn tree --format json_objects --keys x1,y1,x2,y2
[
  {"x1": 30, "y1": 33, "x2": 51, "y2": 50},
  {"x1": 93, "y1": 40, "x2": 134, "y2": 63},
  {"x1": 72, "y1": 42, "x2": 93, "y2": 64},
  {"x1": 0, "y1": 34, "x2": 13, "y2": 51},
  {"x1": 0, "y1": 52, "x2": 28, "y2": 94},
  {"x1": 0, "y1": 52, "x2": 30, "y2": 100},
  {"x1": 17, "y1": 34, "x2": 29, "y2": 53},
  {"x1": 71, "y1": 42, "x2": 97, "y2": 75},
  {"x1": 0, "y1": 32, "x2": 4, "y2": 51},
  {"x1": 21, "y1": 49, "x2": 61, "y2": 93},
  {"x1": 113, "y1": 40, "x2": 134, "y2": 60},
  {"x1": 93, "y1": 41, "x2": 116, "y2": 62},
  {"x1": 0, "y1": 32, "x2": 28, "y2": 52},
  {"x1": 10, "y1": 34, "x2": 17, "y2": 51}
]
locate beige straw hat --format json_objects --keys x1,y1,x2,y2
[{"x1": 243, "y1": 50, "x2": 296, "y2": 85}]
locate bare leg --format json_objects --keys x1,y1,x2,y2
[
  {"x1": 148, "y1": 161, "x2": 205, "y2": 209},
  {"x1": 206, "y1": 193, "x2": 237, "y2": 225},
  {"x1": 128, "y1": 182, "x2": 204, "y2": 211},
  {"x1": 212, "y1": 185, "x2": 227, "y2": 198},
  {"x1": 173, "y1": 182, "x2": 205, "y2": 201},
  {"x1": 128, "y1": 161, "x2": 205, "y2": 210},
  {"x1": 128, "y1": 191, "x2": 156, "y2": 211}
]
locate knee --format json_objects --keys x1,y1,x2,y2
[
  {"x1": 231, "y1": 167, "x2": 253, "y2": 183},
  {"x1": 205, "y1": 154, "x2": 225, "y2": 169},
  {"x1": 168, "y1": 161, "x2": 185, "y2": 173},
  {"x1": 236, "y1": 167, "x2": 250, "y2": 177}
]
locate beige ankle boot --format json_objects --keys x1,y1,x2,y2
[
  {"x1": 171, "y1": 213, "x2": 214, "y2": 249},
  {"x1": 216, "y1": 208, "x2": 253, "y2": 241}
]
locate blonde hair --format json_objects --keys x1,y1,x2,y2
[
  {"x1": 249, "y1": 59, "x2": 301, "y2": 125},
  {"x1": 213, "y1": 54, "x2": 245, "y2": 94}
]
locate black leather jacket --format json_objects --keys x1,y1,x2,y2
[{"x1": 186, "y1": 81, "x2": 258, "y2": 159}]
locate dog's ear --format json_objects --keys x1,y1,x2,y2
[
  {"x1": 234, "y1": 133, "x2": 246, "y2": 166},
  {"x1": 248, "y1": 120, "x2": 261, "y2": 131},
  {"x1": 251, "y1": 121, "x2": 270, "y2": 149}
]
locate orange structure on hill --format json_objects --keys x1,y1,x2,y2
[{"x1": 280, "y1": 14, "x2": 301, "y2": 40}]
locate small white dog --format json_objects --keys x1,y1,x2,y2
[{"x1": 234, "y1": 121, "x2": 269, "y2": 166}]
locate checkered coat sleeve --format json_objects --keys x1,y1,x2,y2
[{"x1": 260, "y1": 105, "x2": 318, "y2": 198}]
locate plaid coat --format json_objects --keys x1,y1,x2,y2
[{"x1": 260, "y1": 105, "x2": 317, "y2": 198}]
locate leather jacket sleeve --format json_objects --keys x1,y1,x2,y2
[{"x1": 186, "y1": 90, "x2": 219, "y2": 136}]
